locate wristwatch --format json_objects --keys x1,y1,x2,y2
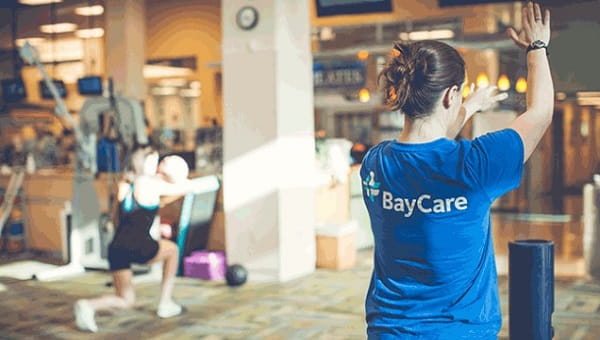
[{"x1": 527, "y1": 40, "x2": 549, "y2": 56}]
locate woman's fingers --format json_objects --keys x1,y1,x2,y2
[
  {"x1": 534, "y1": 3, "x2": 542, "y2": 23},
  {"x1": 507, "y1": 28, "x2": 527, "y2": 48},
  {"x1": 527, "y1": 2, "x2": 535, "y2": 27},
  {"x1": 487, "y1": 85, "x2": 498, "y2": 94},
  {"x1": 544, "y1": 8, "x2": 551, "y2": 27},
  {"x1": 522, "y1": 6, "x2": 530, "y2": 29},
  {"x1": 493, "y1": 93, "x2": 509, "y2": 102}
]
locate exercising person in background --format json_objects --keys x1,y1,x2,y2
[
  {"x1": 361, "y1": 2, "x2": 552, "y2": 338},
  {"x1": 74, "y1": 146, "x2": 194, "y2": 332}
]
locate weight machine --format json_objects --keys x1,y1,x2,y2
[
  {"x1": 19, "y1": 42, "x2": 148, "y2": 281},
  {"x1": 19, "y1": 42, "x2": 221, "y2": 283}
]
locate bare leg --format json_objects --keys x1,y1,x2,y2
[
  {"x1": 147, "y1": 239, "x2": 182, "y2": 318},
  {"x1": 88, "y1": 269, "x2": 135, "y2": 310},
  {"x1": 74, "y1": 269, "x2": 135, "y2": 332}
]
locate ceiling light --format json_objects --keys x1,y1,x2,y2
[
  {"x1": 27, "y1": 37, "x2": 84, "y2": 63},
  {"x1": 462, "y1": 85, "x2": 471, "y2": 98},
  {"x1": 398, "y1": 32, "x2": 410, "y2": 40},
  {"x1": 497, "y1": 74, "x2": 511, "y2": 91},
  {"x1": 357, "y1": 50, "x2": 369, "y2": 60},
  {"x1": 75, "y1": 5, "x2": 104, "y2": 16},
  {"x1": 19, "y1": 0, "x2": 62, "y2": 5},
  {"x1": 359, "y1": 88, "x2": 370, "y2": 103},
  {"x1": 476, "y1": 72, "x2": 489, "y2": 88},
  {"x1": 144, "y1": 65, "x2": 194, "y2": 79},
  {"x1": 431, "y1": 29, "x2": 455, "y2": 40},
  {"x1": 576, "y1": 91, "x2": 600, "y2": 98},
  {"x1": 576, "y1": 93, "x2": 600, "y2": 106},
  {"x1": 40, "y1": 23, "x2": 77, "y2": 34},
  {"x1": 75, "y1": 28, "x2": 104, "y2": 39},
  {"x1": 515, "y1": 77, "x2": 527, "y2": 94},
  {"x1": 320, "y1": 27, "x2": 336, "y2": 41},
  {"x1": 406, "y1": 29, "x2": 455, "y2": 41},
  {"x1": 16, "y1": 37, "x2": 46, "y2": 46}
]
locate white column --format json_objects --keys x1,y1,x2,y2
[
  {"x1": 222, "y1": 0, "x2": 316, "y2": 282},
  {"x1": 104, "y1": 0, "x2": 146, "y2": 100}
]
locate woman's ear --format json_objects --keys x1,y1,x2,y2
[{"x1": 442, "y1": 85, "x2": 460, "y2": 109}]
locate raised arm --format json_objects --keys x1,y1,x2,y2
[
  {"x1": 508, "y1": 2, "x2": 554, "y2": 162},
  {"x1": 448, "y1": 84, "x2": 508, "y2": 139},
  {"x1": 155, "y1": 174, "x2": 220, "y2": 198},
  {"x1": 155, "y1": 178, "x2": 195, "y2": 197}
]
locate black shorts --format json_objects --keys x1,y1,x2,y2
[{"x1": 107, "y1": 237, "x2": 160, "y2": 271}]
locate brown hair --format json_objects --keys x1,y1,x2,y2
[
  {"x1": 378, "y1": 40, "x2": 465, "y2": 118},
  {"x1": 129, "y1": 145, "x2": 156, "y2": 176}
]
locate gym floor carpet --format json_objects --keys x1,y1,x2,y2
[{"x1": 1, "y1": 249, "x2": 599, "y2": 339}]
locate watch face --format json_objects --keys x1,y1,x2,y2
[
  {"x1": 237, "y1": 6, "x2": 259, "y2": 30},
  {"x1": 532, "y1": 40, "x2": 545, "y2": 48}
]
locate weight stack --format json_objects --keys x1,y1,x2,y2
[{"x1": 509, "y1": 240, "x2": 554, "y2": 340}]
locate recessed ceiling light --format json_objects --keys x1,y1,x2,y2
[
  {"x1": 40, "y1": 23, "x2": 77, "y2": 34},
  {"x1": 144, "y1": 65, "x2": 194, "y2": 79},
  {"x1": 75, "y1": 28, "x2": 104, "y2": 39},
  {"x1": 19, "y1": 0, "x2": 62, "y2": 5},
  {"x1": 407, "y1": 29, "x2": 455, "y2": 41},
  {"x1": 75, "y1": 5, "x2": 104, "y2": 16}
]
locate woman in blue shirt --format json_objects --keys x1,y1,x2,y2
[{"x1": 362, "y1": 2, "x2": 553, "y2": 338}]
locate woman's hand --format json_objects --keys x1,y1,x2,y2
[
  {"x1": 462, "y1": 84, "x2": 508, "y2": 117},
  {"x1": 507, "y1": 2, "x2": 551, "y2": 49}
]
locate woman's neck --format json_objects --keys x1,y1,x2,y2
[{"x1": 398, "y1": 115, "x2": 448, "y2": 143}]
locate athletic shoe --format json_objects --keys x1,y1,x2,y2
[{"x1": 74, "y1": 299, "x2": 98, "y2": 332}]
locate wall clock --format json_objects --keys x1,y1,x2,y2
[{"x1": 236, "y1": 6, "x2": 259, "y2": 31}]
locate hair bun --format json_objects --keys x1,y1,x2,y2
[
  {"x1": 378, "y1": 40, "x2": 465, "y2": 117},
  {"x1": 392, "y1": 43, "x2": 414, "y2": 78},
  {"x1": 384, "y1": 42, "x2": 415, "y2": 109}
]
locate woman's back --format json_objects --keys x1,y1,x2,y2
[
  {"x1": 362, "y1": 4, "x2": 553, "y2": 336},
  {"x1": 362, "y1": 129, "x2": 523, "y2": 338},
  {"x1": 113, "y1": 178, "x2": 159, "y2": 239}
]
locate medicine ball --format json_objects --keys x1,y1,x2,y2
[
  {"x1": 158, "y1": 155, "x2": 189, "y2": 183},
  {"x1": 225, "y1": 264, "x2": 247, "y2": 287}
]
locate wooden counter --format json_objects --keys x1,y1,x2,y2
[
  {"x1": 17, "y1": 169, "x2": 111, "y2": 255},
  {"x1": 2, "y1": 169, "x2": 226, "y2": 259}
]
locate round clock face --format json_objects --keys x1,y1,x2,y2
[{"x1": 236, "y1": 6, "x2": 259, "y2": 30}]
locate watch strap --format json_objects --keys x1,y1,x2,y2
[{"x1": 526, "y1": 40, "x2": 549, "y2": 56}]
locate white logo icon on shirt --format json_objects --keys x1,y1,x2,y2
[{"x1": 363, "y1": 171, "x2": 381, "y2": 202}]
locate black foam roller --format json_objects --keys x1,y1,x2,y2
[{"x1": 509, "y1": 239, "x2": 554, "y2": 340}]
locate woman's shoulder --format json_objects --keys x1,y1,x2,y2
[
  {"x1": 117, "y1": 180, "x2": 132, "y2": 202},
  {"x1": 132, "y1": 175, "x2": 161, "y2": 201},
  {"x1": 359, "y1": 141, "x2": 391, "y2": 171},
  {"x1": 368, "y1": 140, "x2": 393, "y2": 154}
]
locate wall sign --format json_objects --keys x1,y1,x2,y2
[
  {"x1": 313, "y1": 61, "x2": 366, "y2": 90},
  {"x1": 316, "y1": 0, "x2": 393, "y2": 17}
]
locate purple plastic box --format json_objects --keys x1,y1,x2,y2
[{"x1": 184, "y1": 250, "x2": 227, "y2": 280}]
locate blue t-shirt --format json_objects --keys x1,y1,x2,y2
[{"x1": 361, "y1": 128, "x2": 524, "y2": 339}]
